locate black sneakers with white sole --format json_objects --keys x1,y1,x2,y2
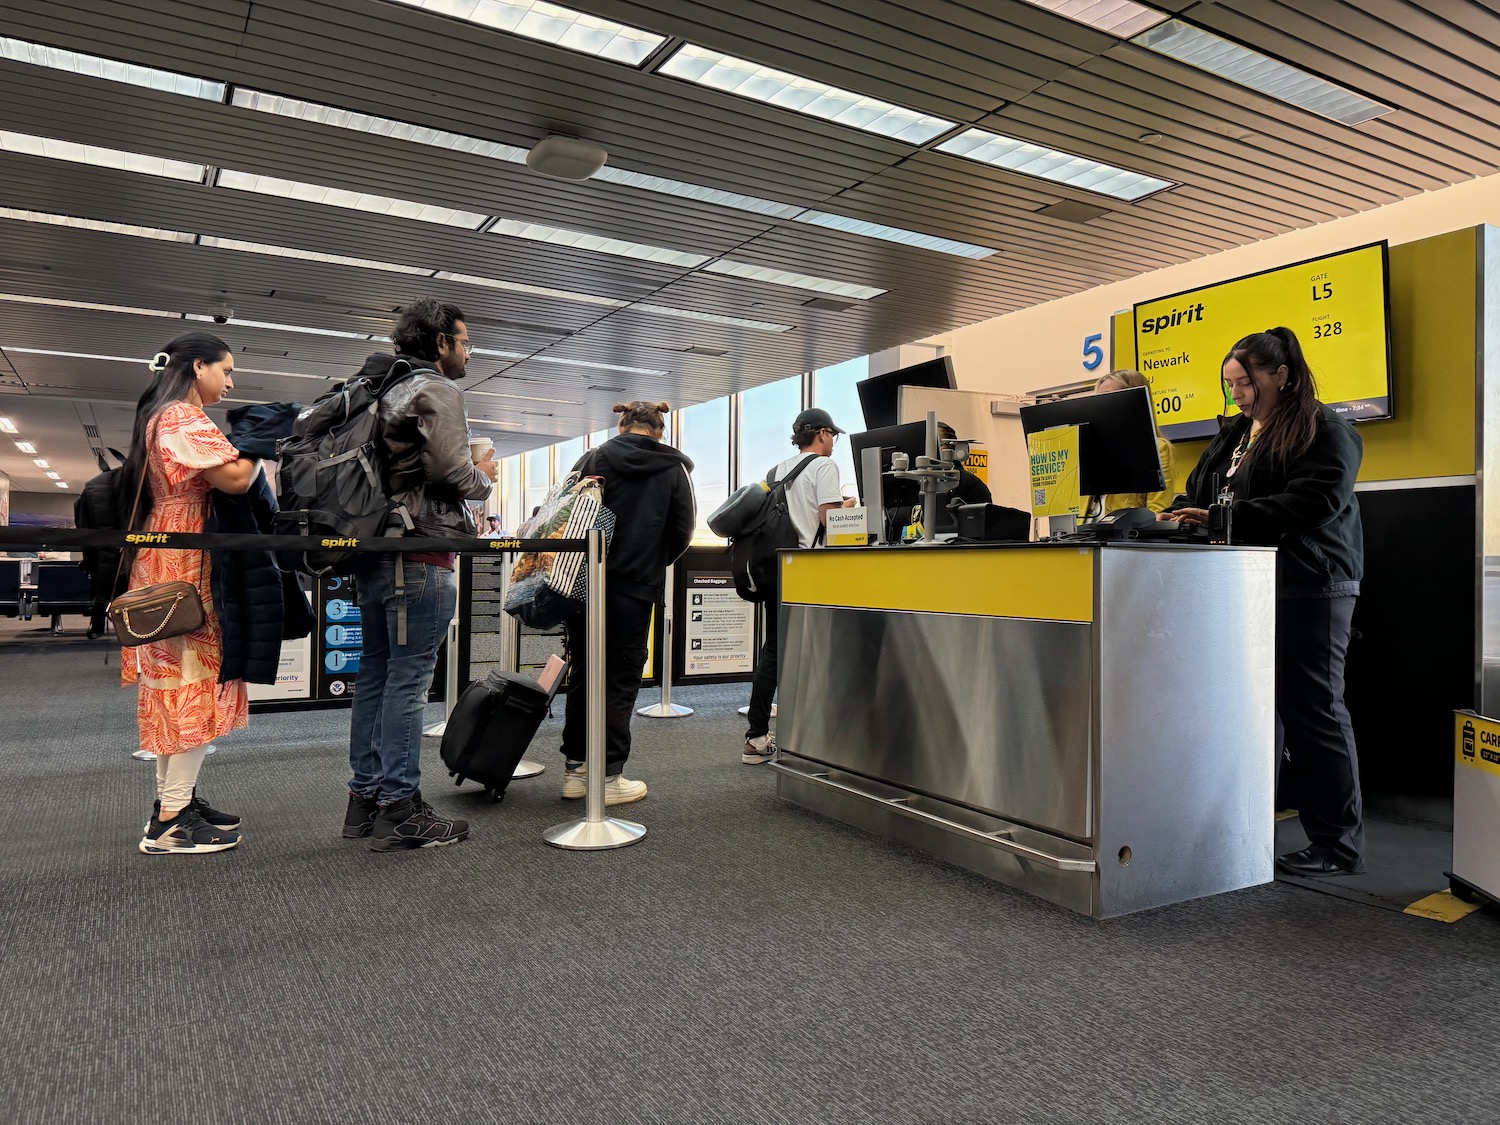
[{"x1": 139, "y1": 808, "x2": 241, "y2": 855}]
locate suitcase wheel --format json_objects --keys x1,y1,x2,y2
[{"x1": 482, "y1": 787, "x2": 505, "y2": 804}]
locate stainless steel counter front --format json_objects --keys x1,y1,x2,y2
[{"x1": 770, "y1": 543, "x2": 1276, "y2": 918}]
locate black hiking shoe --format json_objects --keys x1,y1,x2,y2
[
  {"x1": 343, "y1": 793, "x2": 380, "y2": 839},
  {"x1": 369, "y1": 791, "x2": 469, "y2": 852}
]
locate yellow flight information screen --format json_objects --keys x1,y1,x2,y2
[{"x1": 1133, "y1": 242, "x2": 1392, "y2": 441}]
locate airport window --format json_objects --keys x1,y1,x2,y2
[
  {"x1": 500, "y1": 455, "x2": 523, "y2": 532},
  {"x1": 737, "y1": 374, "x2": 803, "y2": 489},
  {"x1": 678, "y1": 395, "x2": 730, "y2": 544},
  {"x1": 812, "y1": 355, "x2": 869, "y2": 491},
  {"x1": 554, "y1": 436, "x2": 585, "y2": 478},
  {"x1": 523, "y1": 446, "x2": 551, "y2": 518}
]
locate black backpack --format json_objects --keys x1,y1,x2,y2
[
  {"x1": 728, "y1": 454, "x2": 820, "y2": 603},
  {"x1": 274, "y1": 360, "x2": 420, "y2": 575},
  {"x1": 73, "y1": 467, "x2": 130, "y2": 607}
]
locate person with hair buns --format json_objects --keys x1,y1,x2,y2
[
  {"x1": 559, "y1": 401, "x2": 696, "y2": 804},
  {"x1": 1162, "y1": 326, "x2": 1367, "y2": 877},
  {"x1": 122, "y1": 332, "x2": 264, "y2": 855}
]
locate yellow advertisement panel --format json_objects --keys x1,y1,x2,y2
[
  {"x1": 1027, "y1": 425, "x2": 1081, "y2": 518},
  {"x1": 1134, "y1": 242, "x2": 1391, "y2": 441},
  {"x1": 965, "y1": 447, "x2": 989, "y2": 484},
  {"x1": 1457, "y1": 711, "x2": 1500, "y2": 778}
]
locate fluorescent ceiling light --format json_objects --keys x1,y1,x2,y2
[
  {"x1": 217, "y1": 169, "x2": 488, "y2": 228},
  {"x1": 0, "y1": 417, "x2": 16, "y2": 433},
  {"x1": 470, "y1": 390, "x2": 585, "y2": 405},
  {"x1": 0, "y1": 294, "x2": 178, "y2": 318},
  {"x1": 434, "y1": 271, "x2": 626, "y2": 307},
  {"x1": 936, "y1": 127, "x2": 1174, "y2": 201},
  {"x1": 1132, "y1": 20, "x2": 1391, "y2": 126},
  {"x1": 529, "y1": 356, "x2": 666, "y2": 376},
  {"x1": 633, "y1": 303, "x2": 794, "y2": 333},
  {"x1": 704, "y1": 259, "x2": 885, "y2": 301},
  {"x1": 0, "y1": 206, "x2": 196, "y2": 243},
  {"x1": 472, "y1": 347, "x2": 531, "y2": 360},
  {"x1": 184, "y1": 313, "x2": 379, "y2": 341},
  {"x1": 45, "y1": 471, "x2": 60, "y2": 480},
  {"x1": 466, "y1": 416, "x2": 525, "y2": 429},
  {"x1": 0, "y1": 35, "x2": 227, "y2": 100},
  {"x1": 32, "y1": 458, "x2": 48, "y2": 468},
  {"x1": 1017, "y1": 0, "x2": 1167, "y2": 37},
  {"x1": 0, "y1": 130, "x2": 205, "y2": 182},
  {"x1": 660, "y1": 44, "x2": 955, "y2": 144},
  {"x1": 235, "y1": 367, "x2": 339, "y2": 382},
  {"x1": 4, "y1": 347, "x2": 150, "y2": 363},
  {"x1": 199, "y1": 235, "x2": 435, "y2": 275},
  {"x1": 484, "y1": 217, "x2": 709, "y2": 267},
  {"x1": 385, "y1": 0, "x2": 665, "y2": 65},
  {"x1": 15, "y1": 441, "x2": 37, "y2": 453},
  {"x1": 232, "y1": 89, "x2": 531, "y2": 160},
  {"x1": 792, "y1": 210, "x2": 997, "y2": 259},
  {"x1": 592, "y1": 166, "x2": 803, "y2": 218}
]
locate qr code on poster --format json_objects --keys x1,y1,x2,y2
[{"x1": 1033, "y1": 488, "x2": 1047, "y2": 507}]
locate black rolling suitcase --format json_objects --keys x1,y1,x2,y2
[{"x1": 440, "y1": 670, "x2": 553, "y2": 802}]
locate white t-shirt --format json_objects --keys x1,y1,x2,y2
[{"x1": 768, "y1": 453, "x2": 843, "y2": 549}]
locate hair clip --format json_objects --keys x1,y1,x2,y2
[{"x1": 148, "y1": 351, "x2": 170, "y2": 373}]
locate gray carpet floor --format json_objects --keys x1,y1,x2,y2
[{"x1": 2, "y1": 639, "x2": 1500, "y2": 1124}]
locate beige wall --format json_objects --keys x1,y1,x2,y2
[{"x1": 928, "y1": 171, "x2": 1500, "y2": 397}]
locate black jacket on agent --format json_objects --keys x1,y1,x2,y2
[
  {"x1": 1183, "y1": 403, "x2": 1364, "y2": 598},
  {"x1": 575, "y1": 434, "x2": 695, "y2": 603},
  {"x1": 354, "y1": 352, "x2": 491, "y2": 538}
]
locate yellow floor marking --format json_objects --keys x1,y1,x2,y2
[{"x1": 1404, "y1": 890, "x2": 1485, "y2": 923}]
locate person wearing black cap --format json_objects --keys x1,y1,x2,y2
[{"x1": 742, "y1": 407, "x2": 853, "y2": 765}]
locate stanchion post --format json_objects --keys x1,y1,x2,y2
[
  {"x1": 543, "y1": 528, "x2": 645, "y2": 850},
  {"x1": 422, "y1": 556, "x2": 463, "y2": 739},
  {"x1": 496, "y1": 548, "x2": 544, "y2": 779},
  {"x1": 638, "y1": 566, "x2": 692, "y2": 718}
]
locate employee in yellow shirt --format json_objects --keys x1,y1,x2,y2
[{"x1": 1092, "y1": 369, "x2": 1174, "y2": 513}]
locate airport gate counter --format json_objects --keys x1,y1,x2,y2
[{"x1": 768, "y1": 540, "x2": 1277, "y2": 919}]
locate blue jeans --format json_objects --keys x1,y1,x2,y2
[{"x1": 348, "y1": 557, "x2": 455, "y2": 804}]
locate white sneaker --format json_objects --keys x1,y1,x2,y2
[
  {"x1": 603, "y1": 774, "x2": 647, "y2": 805},
  {"x1": 131, "y1": 749, "x2": 157, "y2": 762},
  {"x1": 561, "y1": 768, "x2": 647, "y2": 805},
  {"x1": 743, "y1": 734, "x2": 776, "y2": 765}
]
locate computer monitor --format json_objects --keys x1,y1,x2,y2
[
  {"x1": 1018, "y1": 385, "x2": 1164, "y2": 499},
  {"x1": 849, "y1": 421, "x2": 926, "y2": 540},
  {"x1": 856, "y1": 356, "x2": 956, "y2": 430}
]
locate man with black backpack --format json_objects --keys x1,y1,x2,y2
[
  {"x1": 340, "y1": 299, "x2": 496, "y2": 851},
  {"x1": 742, "y1": 408, "x2": 852, "y2": 765}
]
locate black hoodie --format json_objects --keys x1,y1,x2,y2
[{"x1": 575, "y1": 433, "x2": 695, "y2": 602}]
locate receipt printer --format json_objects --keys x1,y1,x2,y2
[{"x1": 954, "y1": 502, "x2": 1030, "y2": 543}]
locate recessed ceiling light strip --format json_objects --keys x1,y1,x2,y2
[
  {"x1": 469, "y1": 390, "x2": 585, "y2": 404},
  {"x1": 0, "y1": 35, "x2": 226, "y2": 100},
  {"x1": 1016, "y1": 0, "x2": 1168, "y2": 38},
  {"x1": 483, "y1": 217, "x2": 710, "y2": 267},
  {"x1": 936, "y1": 127, "x2": 1175, "y2": 201},
  {"x1": 1132, "y1": 20, "x2": 1391, "y2": 126},
  {"x1": 0, "y1": 294, "x2": 179, "y2": 318},
  {"x1": 217, "y1": 169, "x2": 489, "y2": 228},
  {"x1": 658, "y1": 44, "x2": 956, "y2": 144},
  {"x1": 3, "y1": 346, "x2": 153, "y2": 362},
  {"x1": 632, "y1": 303, "x2": 794, "y2": 332},
  {"x1": 791, "y1": 210, "x2": 997, "y2": 259},
  {"x1": 703, "y1": 259, "x2": 885, "y2": 300},
  {"x1": 384, "y1": 0, "x2": 665, "y2": 66},
  {"x1": 199, "y1": 235, "x2": 436, "y2": 275},
  {"x1": 528, "y1": 356, "x2": 666, "y2": 376},
  {"x1": 433, "y1": 271, "x2": 627, "y2": 307},
  {"x1": 0, "y1": 206, "x2": 196, "y2": 242},
  {"x1": 184, "y1": 313, "x2": 379, "y2": 340},
  {"x1": 0, "y1": 129, "x2": 206, "y2": 182}
]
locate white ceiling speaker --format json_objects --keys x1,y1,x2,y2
[{"x1": 525, "y1": 135, "x2": 608, "y2": 181}]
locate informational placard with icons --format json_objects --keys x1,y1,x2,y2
[{"x1": 316, "y1": 573, "x2": 364, "y2": 700}]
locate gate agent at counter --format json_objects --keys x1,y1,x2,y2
[{"x1": 1161, "y1": 326, "x2": 1367, "y2": 877}]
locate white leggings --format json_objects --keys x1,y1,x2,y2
[{"x1": 155, "y1": 746, "x2": 209, "y2": 813}]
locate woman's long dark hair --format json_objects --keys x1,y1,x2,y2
[
  {"x1": 1224, "y1": 327, "x2": 1319, "y2": 465},
  {"x1": 120, "y1": 332, "x2": 230, "y2": 529}
]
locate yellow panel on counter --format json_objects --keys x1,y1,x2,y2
[{"x1": 780, "y1": 547, "x2": 1094, "y2": 622}]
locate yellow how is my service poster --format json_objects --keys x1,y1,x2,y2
[
  {"x1": 1134, "y1": 242, "x2": 1391, "y2": 437},
  {"x1": 1027, "y1": 425, "x2": 1081, "y2": 518}
]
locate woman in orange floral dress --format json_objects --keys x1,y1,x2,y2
[{"x1": 121, "y1": 333, "x2": 263, "y2": 855}]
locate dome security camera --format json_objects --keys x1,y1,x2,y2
[{"x1": 208, "y1": 300, "x2": 234, "y2": 324}]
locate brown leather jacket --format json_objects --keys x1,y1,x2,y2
[{"x1": 355, "y1": 352, "x2": 490, "y2": 538}]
